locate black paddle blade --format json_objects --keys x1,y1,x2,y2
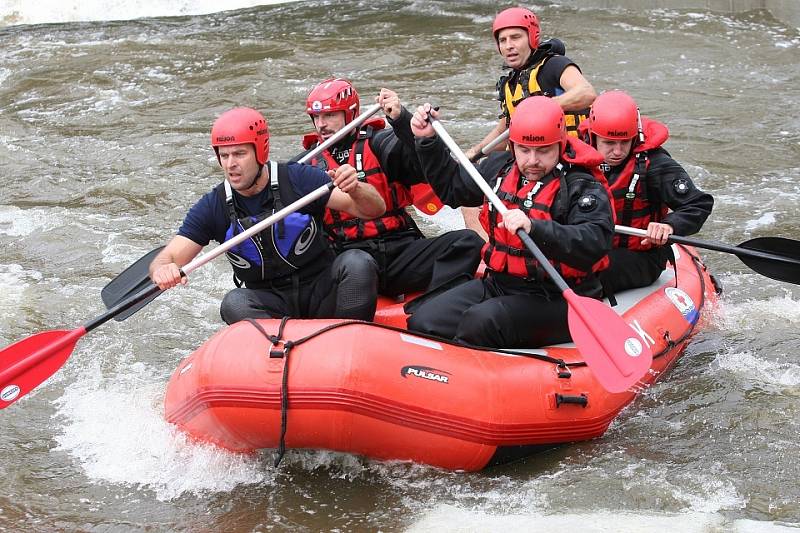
[
  {"x1": 101, "y1": 246, "x2": 164, "y2": 321},
  {"x1": 737, "y1": 237, "x2": 800, "y2": 285}
]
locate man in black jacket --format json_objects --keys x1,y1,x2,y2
[
  {"x1": 579, "y1": 90, "x2": 714, "y2": 294},
  {"x1": 408, "y1": 97, "x2": 614, "y2": 348},
  {"x1": 296, "y1": 78, "x2": 483, "y2": 320}
]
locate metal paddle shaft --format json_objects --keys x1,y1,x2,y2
[
  {"x1": 0, "y1": 105, "x2": 385, "y2": 408},
  {"x1": 431, "y1": 118, "x2": 653, "y2": 393},
  {"x1": 469, "y1": 129, "x2": 510, "y2": 162},
  {"x1": 615, "y1": 225, "x2": 800, "y2": 286}
]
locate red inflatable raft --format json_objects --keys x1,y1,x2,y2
[{"x1": 164, "y1": 244, "x2": 718, "y2": 471}]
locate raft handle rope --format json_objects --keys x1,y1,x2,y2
[
  {"x1": 241, "y1": 251, "x2": 708, "y2": 449},
  {"x1": 245, "y1": 317, "x2": 294, "y2": 467}
]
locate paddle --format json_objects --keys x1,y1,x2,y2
[
  {"x1": 0, "y1": 105, "x2": 385, "y2": 409},
  {"x1": 101, "y1": 103, "x2": 384, "y2": 320},
  {"x1": 430, "y1": 118, "x2": 653, "y2": 393},
  {"x1": 0, "y1": 178, "x2": 342, "y2": 409},
  {"x1": 469, "y1": 129, "x2": 510, "y2": 162},
  {"x1": 615, "y1": 225, "x2": 800, "y2": 286}
]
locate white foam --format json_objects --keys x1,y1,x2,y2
[
  {"x1": 744, "y1": 212, "x2": 778, "y2": 231},
  {"x1": 713, "y1": 349, "x2": 800, "y2": 391},
  {"x1": 0, "y1": 134, "x2": 22, "y2": 152},
  {"x1": 1, "y1": 0, "x2": 298, "y2": 26},
  {"x1": 52, "y1": 361, "x2": 268, "y2": 501},
  {"x1": 405, "y1": 505, "x2": 798, "y2": 533},
  {"x1": 0, "y1": 205, "x2": 61, "y2": 237},
  {"x1": 719, "y1": 293, "x2": 800, "y2": 328},
  {"x1": 0, "y1": 264, "x2": 42, "y2": 308},
  {"x1": 99, "y1": 234, "x2": 153, "y2": 266}
]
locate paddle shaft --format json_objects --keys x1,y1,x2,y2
[
  {"x1": 93, "y1": 178, "x2": 334, "y2": 319},
  {"x1": 429, "y1": 118, "x2": 654, "y2": 392},
  {"x1": 431, "y1": 120, "x2": 568, "y2": 291},
  {"x1": 469, "y1": 129, "x2": 510, "y2": 162},
  {"x1": 0, "y1": 104, "x2": 384, "y2": 405},
  {"x1": 614, "y1": 225, "x2": 800, "y2": 266},
  {"x1": 99, "y1": 103, "x2": 385, "y2": 319},
  {"x1": 179, "y1": 103, "x2": 382, "y2": 277},
  {"x1": 180, "y1": 182, "x2": 334, "y2": 277},
  {"x1": 297, "y1": 103, "x2": 381, "y2": 164}
]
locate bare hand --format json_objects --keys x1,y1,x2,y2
[
  {"x1": 376, "y1": 88, "x2": 401, "y2": 120},
  {"x1": 330, "y1": 164, "x2": 359, "y2": 194},
  {"x1": 411, "y1": 104, "x2": 439, "y2": 138},
  {"x1": 151, "y1": 263, "x2": 186, "y2": 290},
  {"x1": 498, "y1": 209, "x2": 532, "y2": 235},
  {"x1": 642, "y1": 222, "x2": 674, "y2": 246}
]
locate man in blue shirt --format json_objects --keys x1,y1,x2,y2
[{"x1": 149, "y1": 107, "x2": 385, "y2": 324}]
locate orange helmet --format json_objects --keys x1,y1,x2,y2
[
  {"x1": 492, "y1": 7, "x2": 540, "y2": 51},
  {"x1": 210, "y1": 107, "x2": 269, "y2": 165},
  {"x1": 509, "y1": 96, "x2": 566, "y2": 152},
  {"x1": 588, "y1": 90, "x2": 640, "y2": 141},
  {"x1": 306, "y1": 78, "x2": 360, "y2": 124}
]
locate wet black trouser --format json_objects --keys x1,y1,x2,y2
[
  {"x1": 331, "y1": 229, "x2": 484, "y2": 321},
  {"x1": 598, "y1": 246, "x2": 672, "y2": 295},
  {"x1": 219, "y1": 263, "x2": 340, "y2": 325},
  {"x1": 406, "y1": 273, "x2": 575, "y2": 349}
]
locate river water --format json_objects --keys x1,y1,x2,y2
[{"x1": 1, "y1": 1, "x2": 799, "y2": 531}]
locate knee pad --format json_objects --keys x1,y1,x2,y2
[
  {"x1": 334, "y1": 249, "x2": 378, "y2": 283},
  {"x1": 219, "y1": 289, "x2": 250, "y2": 325}
]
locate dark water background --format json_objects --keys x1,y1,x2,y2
[{"x1": 1, "y1": 1, "x2": 799, "y2": 531}]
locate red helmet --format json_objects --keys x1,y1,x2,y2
[
  {"x1": 492, "y1": 7, "x2": 540, "y2": 51},
  {"x1": 306, "y1": 78, "x2": 360, "y2": 124},
  {"x1": 509, "y1": 96, "x2": 566, "y2": 151},
  {"x1": 210, "y1": 107, "x2": 269, "y2": 165},
  {"x1": 588, "y1": 90, "x2": 640, "y2": 141}
]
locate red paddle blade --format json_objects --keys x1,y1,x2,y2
[
  {"x1": 0, "y1": 328, "x2": 85, "y2": 409},
  {"x1": 564, "y1": 290, "x2": 653, "y2": 393},
  {"x1": 410, "y1": 183, "x2": 445, "y2": 215}
]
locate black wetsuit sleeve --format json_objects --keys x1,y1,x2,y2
[
  {"x1": 647, "y1": 149, "x2": 714, "y2": 236},
  {"x1": 530, "y1": 173, "x2": 614, "y2": 272},
  {"x1": 414, "y1": 135, "x2": 512, "y2": 208},
  {"x1": 371, "y1": 107, "x2": 425, "y2": 188}
]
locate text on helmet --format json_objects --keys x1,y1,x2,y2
[{"x1": 522, "y1": 134, "x2": 546, "y2": 142}]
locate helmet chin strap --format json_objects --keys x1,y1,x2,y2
[{"x1": 248, "y1": 164, "x2": 263, "y2": 190}]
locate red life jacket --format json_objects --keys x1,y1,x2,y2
[
  {"x1": 480, "y1": 137, "x2": 610, "y2": 284},
  {"x1": 580, "y1": 117, "x2": 670, "y2": 251},
  {"x1": 305, "y1": 119, "x2": 415, "y2": 242}
]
